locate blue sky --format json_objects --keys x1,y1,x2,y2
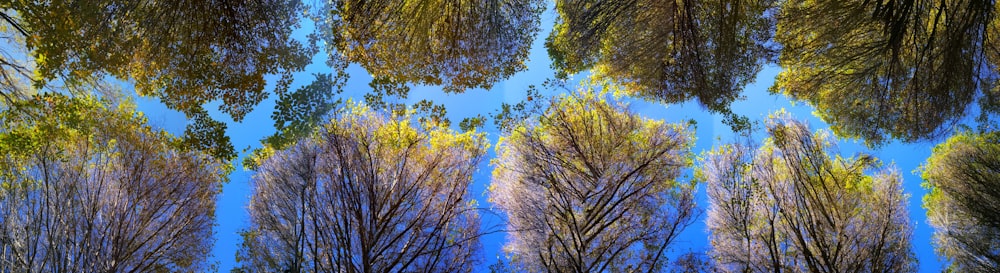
[{"x1": 134, "y1": 6, "x2": 945, "y2": 272}]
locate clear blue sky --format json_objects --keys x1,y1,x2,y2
[{"x1": 134, "y1": 5, "x2": 944, "y2": 272}]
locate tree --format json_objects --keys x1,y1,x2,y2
[
  {"x1": 0, "y1": 93, "x2": 228, "y2": 272},
  {"x1": 669, "y1": 251, "x2": 715, "y2": 273},
  {"x1": 772, "y1": 0, "x2": 1000, "y2": 145},
  {"x1": 2, "y1": 0, "x2": 315, "y2": 120},
  {"x1": 2, "y1": 0, "x2": 326, "y2": 160},
  {"x1": 922, "y1": 130, "x2": 1000, "y2": 271},
  {"x1": 264, "y1": 72, "x2": 347, "y2": 150},
  {"x1": 490, "y1": 89, "x2": 698, "y2": 272},
  {"x1": 546, "y1": 0, "x2": 776, "y2": 129},
  {"x1": 325, "y1": 0, "x2": 544, "y2": 93},
  {"x1": 487, "y1": 256, "x2": 518, "y2": 273},
  {"x1": 0, "y1": 18, "x2": 32, "y2": 106},
  {"x1": 235, "y1": 102, "x2": 488, "y2": 272},
  {"x1": 701, "y1": 111, "x2": 916, "y2": 272}
]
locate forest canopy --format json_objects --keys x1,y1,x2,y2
[
  {"x1": 547, "y1": 0, "x2": 776, "y2": 130},
  {"x1": 2, "y1": 0, "x2": 1000, "y2": 272},
  {"x1": 773, "y1": 0, "x2": 1000, "y2": 145}
]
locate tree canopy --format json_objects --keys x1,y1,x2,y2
[
  {"x1": 326, "y1": 0, "x2": 544, "y2": 93},
  {"x1": 922, "y1": 130, "x2": 1000, "y2": 271},
  {"x1": 0, "y1": 0, "x2": 335, "y2": 161},
  {"x1": 5, "y1": 1, "x2": 998, "y2": 271},
  {"x1": 2, "y1": 0, "x2": 316, "y2": 120},
  {"x1": 773, "y1": 0, "x2": 1000, "y2": 145},
  {"x1": 701, "y1": 111, "x2": 916, "y2": 272},
  {"x1": 236, "y1": 102, "x2": 488, "y2": 272},
  {"x1": 490, "y1": 88, "x2": 698, "y2": 272},
  {"x1": 546, "y1": 0, "x2": 776, "y2": 129},
  {"x1": 0, "y1": 93, "x2": 228, "y2": 272}
]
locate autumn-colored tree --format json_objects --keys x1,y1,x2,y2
[
  {"x1": 490, "y1": 89, "x2": 698, "y2": 272},
  {"x1": 0, "y1": 94, "x2": 228, "y2": 272},
  {"x1": 922, "y1": 131, "x2": 1000, "y2": 271},
  {"x1": 325, "y1": 0, "x2": 543, "y2": 93},
  {"x1": 773, "y1": 0, "x2": 1000, "y2": 145},
  {"x1": 235, "y1": 102, "x2": 488, "y2": 272},
  {"x1": 701, "y1": 112, "x2": 916, "y2": 272},
  {"x1": 547, "y1": 0, "x2": 776, "y2": 129}
]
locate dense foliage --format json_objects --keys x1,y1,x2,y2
[
  {"x1": 1, "y1": 0, "x2": 321, "y2": 161},
  {"x1": 547, "y1": 0, "x2": 776, "y2": 129},
  {"x1": 325, "y1": 0, "x2": 544, "y2": 93},
  {"x1": 1, "y1": 0, "x2": 314, "y2": 120},
  {"x1": 4, "y1": 1, "x2": 999, "y2": 272},
  {"x1": 773, "y1": 0, "x2": 1000, "y2": 145}
]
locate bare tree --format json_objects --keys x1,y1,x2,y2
[
  {"x1": 702, "y1": 111, "x2": 916, "y2": 273},
  {"x1": 0, "y1": 94, "x2": 227, "y2": 272},
  {"x1": 236, "y1": 103, "x2": 488, "y2": 273},
  {"x1": 922, "y1": 130, "x2": 1000, "y2": 271},
  {"x1": 490, "y1": 89, "x2": 698, "y2": 272}
]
